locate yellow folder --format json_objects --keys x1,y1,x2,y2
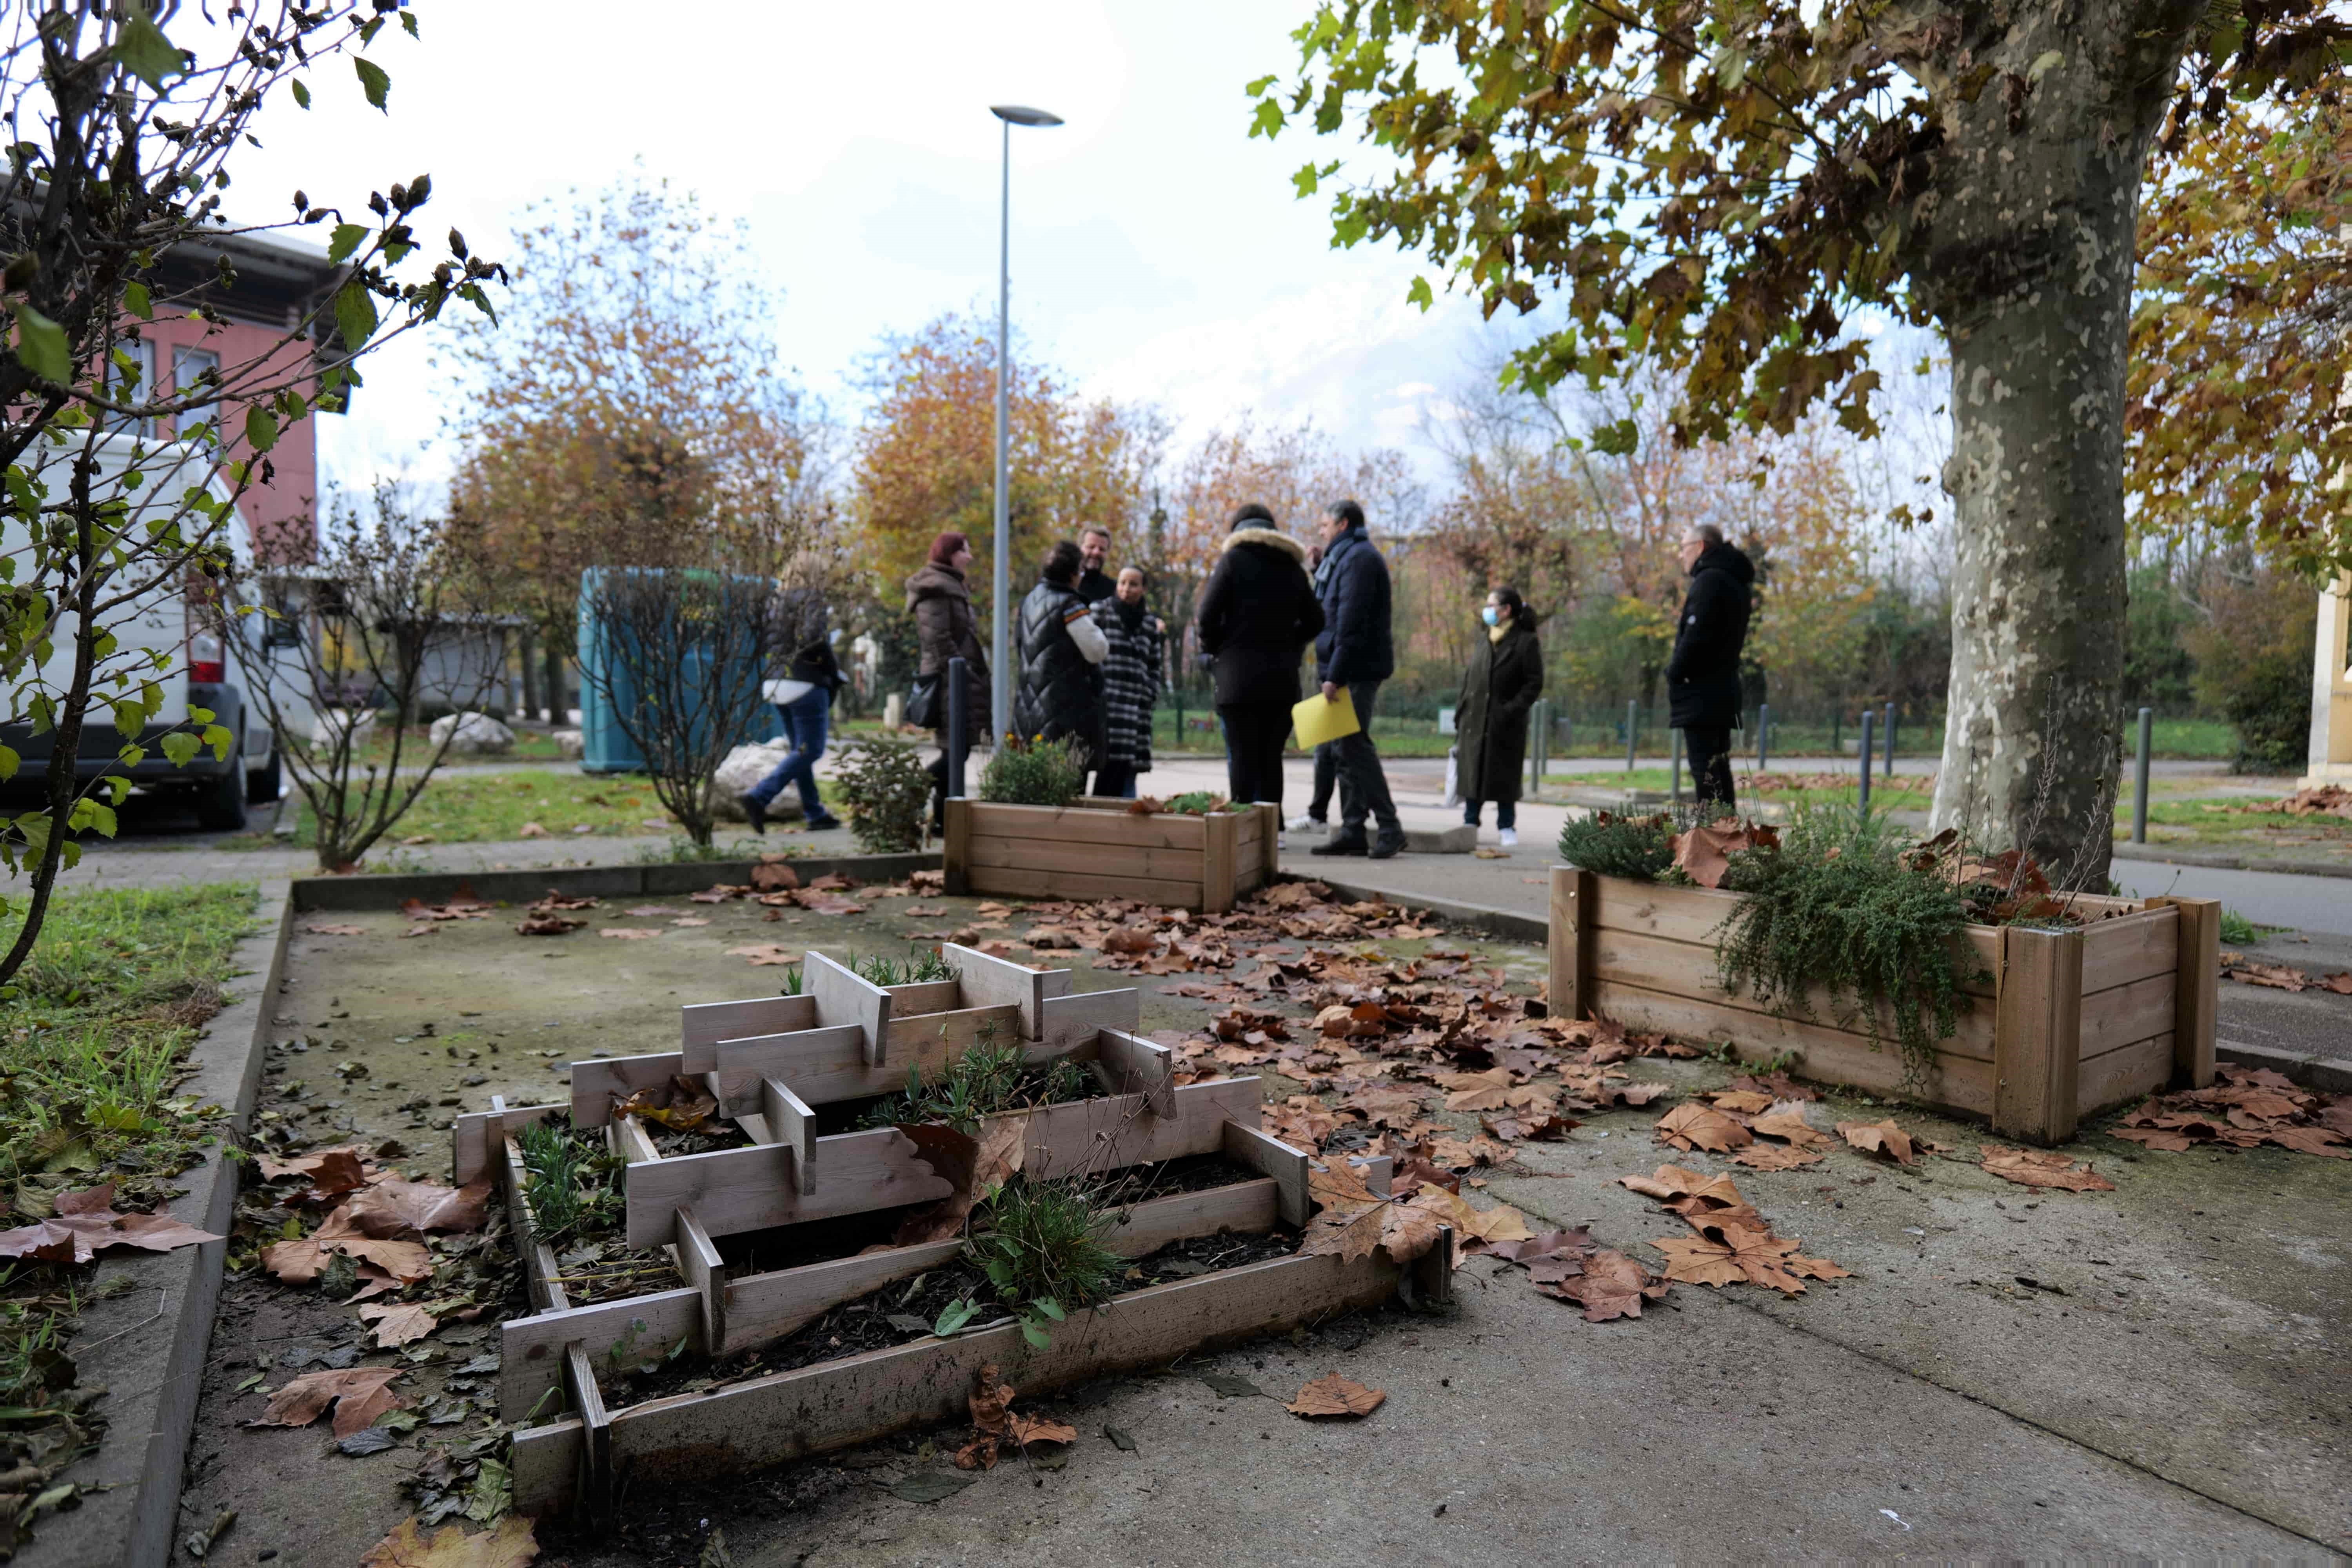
[{"x1": 1291, "y1": 688, "x2": 1360, "y2": 749}]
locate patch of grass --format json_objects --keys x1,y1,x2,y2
[
  {"x1": 867, "y1": 1030, "x2": 1095, "y2": 1134},
  {"x1": 223, "y1": 772, "x2": 838, "y2": 851},
  {"x1": 345, "y1": 725, "x2": 577, "y2": 770},
  {"x1": 849, "y1": 947, "x2": 956, "y2": 987},
  {"x1": 937, "y1": 1178, "x2": 1122, "y2": 1347},
  {"x1": 515, "y1": 1119, "x2": 624, "y2": 1249},
  {"x1": 2218, "y1": 908, "x2": 2278, "y2": 945}
]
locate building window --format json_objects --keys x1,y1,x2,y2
[
  {"x1": 173, "y1": 346, "x2": 221, "y2": 443},
  {"x1": 106, "y1": 336, "x2": 156, "y2": 439}
]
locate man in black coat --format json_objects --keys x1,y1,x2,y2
[
  {"x1": 1665, "y1": 523, "x2": 1755, "y2": 812},
  {"x1": 1075, "y1": 525, "x2": 1117, "y2": 605},
  {"x1": 1013, "y1": 540, "x2": 1109, "y2": 765},
  {"x1": 1308, "y1": 500, "x2": 1405, "y2": 859},
  {"x1": 1195, "y1": 504, "x2": 1324, "y2": 812}
]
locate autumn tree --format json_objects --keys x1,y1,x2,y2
[
  {"x1": 0, "y1": 2, "x2": 491, "y2": 981},
  {"x1": 1251, "y1": 0, "x2": 2350, "y2": 880},
  {"x1": 445, "y1": 177, "x2": 825, "y2": 718}
]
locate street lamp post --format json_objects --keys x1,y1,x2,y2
[{"x1": 989, "y1": 103, "x2": 1063, "y2": 738}]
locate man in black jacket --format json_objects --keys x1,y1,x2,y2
[
  {"x1": 1308, "y1": 500, "x2": 1405, "y2": 859},
  {"x1": 1196, "y1": 504, "x2": 1323, "y2": 812},
  {"x1": 1075, "y1": 525, "x2": 1117, "y2": 605},
  {"x1": 1013, "y1": 540, "x2": 1109, "y2": 765},
  {"x1": 1665, "y1": 523, "x2": 1755, "y2": 812}
]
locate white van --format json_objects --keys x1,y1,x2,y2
[{"x1": 1, "y1": 431, "x2": 293, "y2": 830}]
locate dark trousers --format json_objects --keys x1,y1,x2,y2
[
  {"x1": 1092, "y1": 763, "x2": 1139, "y2": 799},
  {"x1": 1217, "y1": 701, "x2": 1292, "y2": 809},
  {"x1": 1330, "y1": 679, "x2": 1400, "y2": 838},
  {"x1": 1684, "y1": 725, "x2": 1736, "y2": 814},
  {"x1": 1464, "y1": 798, "x2": 1517, "y2": 830},
  {"x1": 749, "y1": 689, "x2": 831, "y2": 818},
  {"x1": 1306, "y1": 743, "x2": 1337, "y2": 819}
]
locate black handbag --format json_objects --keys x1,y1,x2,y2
[{"x1": 905, "y1": 672, "x2": 940, "y2": 729}]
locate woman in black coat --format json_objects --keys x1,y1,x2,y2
[
  {"x1": 1195, "y1": 503, "x2": 1323, "y2": 811},
  {"x1": 1456, "y1": 586, "x2": 1543, "y2": 848}
]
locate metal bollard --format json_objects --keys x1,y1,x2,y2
[
  {"x1": 945, "y1": 655, "x2": 969, "y2": 799},
  {"x1": 1528, "y1": 698, "x2": 1549, "y2": 795},
  {"x1": 1625, "y1": 699, "x2": 1639, "y2": 773},
  {"x1": 1670, "y1": 726, "x2": 1684, "y2": 806},
  {"x1": 1883, "y1": 701, "x2": 1896, "y2": 778},
  {"x1": 1757, "y1": 702, "x2": 1770, "y2": 771},
  {"x1": 1857, "y1": 709, "x2": 1874, "y2": 813},
  {"x1": 2133, "y1": 706, "x2": 2153, "y2": 843}
]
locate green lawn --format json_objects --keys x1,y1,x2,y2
[{"x1": 255, "y1": 770, "x2": 846, "y2": 852}]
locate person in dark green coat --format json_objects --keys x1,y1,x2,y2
[{"x1": 1456, "y1": 587, "x2": 1544, "y2": 848}]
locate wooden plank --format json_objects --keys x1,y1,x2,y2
[
  {"x1": 964, "y1": 863, "x2": 1208, "y2": 906},
  {"x1": 2080, "y1": 905, "x2": 2179, "y2": 995},
  {"x1": 1585, "y1": 979, "x2": 1998, "y2": 1115},
  {"x1": 1591, "y1": 873, "x2": 2002, "y2": 996},
  {"x1": 1018, "y1": 1077, "x2": 1262, "y2": 1182},
  {"x1": 963, "y1": 801, "x2": 1208, "y2": 849},
  {"x1": 1202, "y1": 809, "x2": 1239, "y2": 914},
  {"x1": 1222, "y1": 1121, "x2": 1309, "y2": 1225},
  {"x1": 2148, "y1": 895, "x2": 2218, "y2": 1089},
  {"x1": 2078, "y1": 972, "x2": 2176, "y2": 1063},
  {"x1": 2077, "y1": 1033, "x2": 2175, "y2": 1116},
  {"x1": 673, "y1": 1208, "x2": 727, "y2": 1353},
  {"x1": 943, "y1": 797, "x2": 973, "y2": 896},
  {"x1": 682, "y1": 995, "x2": 816, "y2": 1073},
  {"x1": 942, "y1": 941, "x2": 1057, "y2": 1038},
  {"x1": 1591, "y1": 926, "x2": 1998, "y2": 1061},
  {"x1": 761, "y1": 1077, "x2": 815, "y2": 1193},
  {"x1": 1039, "y1": 988, "x2": 1142, "y2": 1054},
  {"x1": 1993, "y1": 924, "x2": 2085, "y2": 1145},
  {"x1": 718, "y1": 1011, "x2": 1024, "y2": 1110},
  {"x1": 563, "y1": 1249, "x2": 1404, "y2": 1514},
  {"x1": 564, "y1": 1343, "x2": 610, "y2": 1503},
  {"x1": 711, "y1": 1025, "x2": 866, "y2": 1114},
  {"x1": 624, "y1": 1127, "x2": 957, "y2": 1247},
  {"x1": 1239, "y1": 803, "x2": 1280, "y2": 896},
  {"x1": 716, "y1": 1180, "x2": 1280, "y2": 1358},
  {"x1": 1412, "y1": 1225, "x2": 1455, "y2": 1308},
  {"x1": 510, "y1": 1418, "x2": 582, "y2": 1516},
  {"x1": 880, "y1": 978, "x2": 962, "y2": 1014},
  {"x1": 882, "y1": 1003, "x2": 1026, "y2": 1072},
  {"x1": 570, "y1": 1051, "x2": 685, "y2": 1128},
  {"x1": 805, "y1": 948, "x2": 891, "y2": 1068},
  {"x1": 1097, "y1": 1027, "x2": 1176, "y2": 1116},
  {"x1": 500, "y1": 1289, "x2": 706, "y2": 1421},
  {"x1": 610, "y1": 1115, "x2": 661, "y2": 1166},
  {"x1": 1549, "y1": 864, "x2": 1593, "y2": 1021},
  {"x1": 965, "y1": 834, "x2": 1195, "y2": 882},
  {"x1": 1349, "y1": 1153, "x2": 1393, "y2": 1197},
  {"x1": 454, "y1": 1102, "x2": 561, "y2": 1186}
]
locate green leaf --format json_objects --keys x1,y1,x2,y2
[
  {"x1": 1292, "y1": 162, "x2": 1320, "y2": 198},
  {"x1": 244, "y1": 405, "x2": 278, "y2": 454},
  {"x1": 160, "y1": 731, "x2": 200, "y2": 767},
  {"x1": 334, "y1": 281, "x2": 378, "y2": 351},
  {"x1": 354, "y1": 56, "x2": 391, "y2": 111},
  {"x1": 888, "y1": 1471, "x2": 975, "y2": 1504},
  {"x1": 290, "y1": 78, "x2": 311, "y2": 110},
  {"x1": 200, "y1": 723, "x2": 232, "y2": 760},
  {"x1": 11, "y1": 303, "x2": 69, "y2": 384},
  {"x1": 1198, "y1": 1373, "x2": 1266, "y2": 1399},
  {"x1": 0, "y1": 745, "x2": 16, "y2": 782},
  {"x1": 111, "y1": 699, "x2": 144, "y2": 739},
  {"x1": 114, "y1": 5, "x2": 187, "y2": 91},
  {"x1": 1030, "y1": 1298, "x2": 1065, "y2": 1321},
  {"x1": 1406, "y1": 276, "x2": 1434, "y2": 311},
  {"x1": 1019, "y1": 1319, "x2": 1051, "y2": 1349},
  {"x1": 1245, "y1": 73, "x2": 1278, "y2": 95},
  {"x1": 327, "y1": 223, "x2": 370, "y2": 266},
  {"x1": 122, "y1": 281, "x2": 152, "y2": 321},
  {"x1": 932, "y1": 1298, "x2": 977, "y2": 1337}
]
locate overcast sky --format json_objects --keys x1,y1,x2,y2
[{"x1": 230, "y1": 2, "x2": 1502, "y2": 500}]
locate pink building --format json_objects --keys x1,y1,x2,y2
[{"x1": 126, "y1": 227, "x2": 347, "y2": 561}]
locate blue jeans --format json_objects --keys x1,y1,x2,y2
[
  {"x1": 749, "y1": 688, "x2": 832, "y2": 819},
  {"x1": 1464, "y1": 798, "x2": 1516, "y2": 830}
]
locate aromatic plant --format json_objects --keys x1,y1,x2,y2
[
  {"x1": 1713, "y1": 806, "x2": 1988, "y2": 1093},
  {"x1": 1554, "y1": 810, "x2": 1680, "y2": 880},
  {"x1": 979, "y1": 734, "x2": 1085, "y2": 808},
  {"x1": 866, "y1": 1029, "x2": 1093, "y2": 1134},
  {"x1": 831, "y1": 735, "x2": 935, "y2": 852},
  {"x1": 850, "y1": 947, "x2": 957, "y2": 987},
  {"x1": 515, "y1": 1121, "x2": 624, "y2": 1248},
  {"x1": 935, "y1": 1178, "x2": 1122, "y2": 1348}
]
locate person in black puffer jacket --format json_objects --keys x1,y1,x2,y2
[
  {"x1": 1195, "y1": 503, "x2": 1323, "y2": 809},
  {"x1": 1012, "y1": 539, "x2": 1108, "y2": 765},
  {"x1": 1665, "y1": 523, "x2": 1755, "y2": 812}
]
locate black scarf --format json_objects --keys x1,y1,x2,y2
[{"x1": 1110, "y1": 596, "x2": 1148, "y2": 634}]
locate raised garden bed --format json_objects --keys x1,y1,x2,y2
[
  {"x1": 1547, "y1": 864, "x2": 2220, "y2": 1143},
  {"x1": 458, "y1": 944, "x2": 1439, "y2": 1513},
  {"x1": 943, "y1": 796, "x2": 1281, "y2": 910}
]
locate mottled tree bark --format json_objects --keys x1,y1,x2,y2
[{"x1": 1907, "y1": 0, "x2": 2206, "y2": 884}]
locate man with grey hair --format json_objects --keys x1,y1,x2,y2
[
  {"x1": 1665, "y1": 522, "x2": 1754, "y2": 812},
  {"x1": 1076, "y1": 524, "x2": 1117, "y2": 605}
]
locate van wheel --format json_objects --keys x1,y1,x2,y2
[
  {"x1": 247, "y1": 747, "x2": 282, "y2": 804},
  {"x1": 195, "y1": 752, "x2": 248, "y2": 832}
]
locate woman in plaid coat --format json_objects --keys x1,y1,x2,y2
[{"x1": 1090, "y1": 566, "x2": 1164, "y2": 798}]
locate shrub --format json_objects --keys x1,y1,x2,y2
[
  {"x1": 515, "y1": 1120, "x2": 624, "y2": 1248},
  {"x1": 979, "y1": 734, "x2": 1085, "y2": 807},
  {"x1": 939, "y1": 1178, "x2": 1122, "y2": 1346},
  {"x1": 1554, "y1": 810, "x2": 1680, "y2": 879},
  {"x1": 832, "y1": 735, "x2": 934, "y2": 852},
  {"x1": 2186, "y1": 565, "x2": 2317, "y2": 774}
]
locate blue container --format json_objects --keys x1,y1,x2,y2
[{"x1": 576, "y1": 566, "x2": 780, "y2": 775}]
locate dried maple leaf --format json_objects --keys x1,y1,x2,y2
[
  {"x1": 598, "y1": 927, "x2": 663, "y2": 940},
  {"x1": 955, "y1": 1363, "x2": 1019, "y2": 1470},
  {"x1": 613, "y1": 1076, "x2": 719, "y2": 1134},
  {"x1": 515, "y1": 914, "x2": 583, "y2": 936},
  {"x1": 1408, "y1": 1186, "x2": 1533, "y2": 1254},
  {"x1": 1733, "y1": 1143, "x2": 1825, "y2": 1171},
  {"x1": 1835, "y1": 1119, "x2": 1920, "y2": 1165},
  {"x1": 359, "y1": 1513, "x2": 538, "y2": 1568},
  {"x1": 0, "y1": 1184, "x2": 222, "y2": 1263},
  {"x1": 1008, "y1": 1412, "x2": 1077, "y2": 1448},
  {"x1": 347, "y1": 1178, "x2": 492, "y2": 1239},
  {"x1": 1286, "y1": 1373, "x2": 1386, "y2": 1418},
  {"x1": 1707, "y1": 1089, "x2": 1775, "y2": 1114},
  {"x1": 1537, "y1": 1248, "x2": 1669, "y2": 1321},
  {"x1": 256, "y1": 1146, "x2": 372, "y2": 1203},
  {"x1": 1652, "y1": 1217, "x2": 1851, "y2": 1295},
  {"x1": 254, "y1": 1366, "x2": 405, "y2": 1436},
  {"x1": 1980, "y1": 1145, "x2": 2117, "y2": 1192},
  {"x1": 2262, "y1": 1126, "x2": 2350, "y2": 1157},
  {"x1": 1667, "y1": 818, "x2": 1774, "y2": 887},
  {"x1": 359, "y1": 1301, "x2": 438, "y2": 1347},
  {"x1": 751, "y1": 860, "x2": 802, "y2": 892},
  {"x1": 303, "y1": 923, "x2": 368, "y2": 936},
  {"x1": 1655, "y1": 1103, "x2": 1753, "y2": 1153},
  {"x1": 1614, "y1": 1165, "x2": 1754, "y2": 1222},
  {"x1": 725, "y1": 943, "x2": 803, "y2": 966},
  {"x1": 1750, "y1": 1109, "x2": 1831, "y2": 1147}
]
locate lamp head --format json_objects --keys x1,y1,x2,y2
[{"x1": 990, "y1": 104, "x2": 1064, "y2": 128}]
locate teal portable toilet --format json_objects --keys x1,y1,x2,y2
[{"x1": 576, "y1": 566, "x2": 781, "y2": 775}]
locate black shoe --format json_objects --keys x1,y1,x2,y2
[
  {"x1": 1368, "y1": 833, "x2": 1406, "y2": 860},
  {"x1": 740, "y1": 795, "x2": 767, "y2": 834},
  {"x1": 805, "y1": 812, "x2": 844, "y2": 832},
  {"x1": 1311, "y1": 833, "x2": 1369, "y2": 857}
]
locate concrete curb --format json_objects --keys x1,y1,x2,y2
[
  {"x1": 27, "y1": 882, "x2": 294, "y2": 1568},
  {"x1": 285, "y1": 850, "x2": 943, "y2": 912},
  {"x1": 2216, "y1": 1039, "x2": 2352, "y2": 1096},
  {"x1": 2110, "y1": 845, "x2": 2352, "y2": 881},
  {"x1": 1279, "y1": 871, "x2": 1547, "y2": 946}
]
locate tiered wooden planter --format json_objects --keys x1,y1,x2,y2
[
  {"x1": 458, "y1": 943, "x2": 1440, "y2": 1515},
  {"x1": 1547, "y1": 865, "x2": 2220, "y2": 1144},
  {"x1": 943, "y1": 797, "x2": 1280, "y2": 911}
]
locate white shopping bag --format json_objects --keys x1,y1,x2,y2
[{"x1": 1442, "y1": 745, "x2": 1460, "y2": 809}]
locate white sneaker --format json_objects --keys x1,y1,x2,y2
[
  {"x1": 1499, "y1": 828, "x2": 1518, "y2": 849},
  {"x1": 1277, "y1": 832, "x2": 1287, "y2": 852},
  {"x1": 1286, "y1": 813, "x2": 1322, "y2": 833}
]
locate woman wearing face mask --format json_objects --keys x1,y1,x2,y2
[{"x1": 1454, "y1": 587, "x2": 1543, "y2": 848}]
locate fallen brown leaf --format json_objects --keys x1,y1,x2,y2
[
  {"x1": 358, "y1": 1301, "x2": 438, "y2": 1347},
  {"x1": 1538, "y1": 1248, "x2": 1669, "y2": 1321},
  {"x1": 1652, "y1": 1217, "x2": 1852, "y2": 1295},
  {"x1": 598, "y1": 927, "x2": 663, "y2": 940},
  {"x1": 0, "y1": 1184, "x2": 223, "y2": 1263},
  {"x1": 254, "y1": 1366, "x2": 404, "y2": 1436},
  {"x1": 1286, "y1": 1373, "x2": 1386, "y2": 1418},
  {"x1": 1732, "y1": 1143, "x2": 1825, "y2": 1170},
  {"x1": 726, "y1": 943, "x2": 803, "y2": 966},
  {"x1": 303, "y1": 923, "x2": 368, "y2": 936},
  {"x1": 1008, "y1": 1412, "x2": 1078, "y2": 1448},
  {"x1": 358, "y1": 1513, "x2": 538, "y2": 1568},
  {"x1": 1980, "y1": 1145, "x2": 2116, "y2": 1192},
  {"x1": 1655, "y1": 1103, "x2": 1754, "y2": 1154},
  {"x1": 347, "y1": 1179, "x2": 492, "y2": 1240},
  {"x1": 1836, "y1": 1119, "x2": 1920, "y2": 1165}
]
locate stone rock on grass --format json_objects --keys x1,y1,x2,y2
[
  {"x1": 710, "y1": 741, "x2": 806, "y2": 823},
  {"x1": 428, "y1": 712, "x2": 515, "y2": 755}
]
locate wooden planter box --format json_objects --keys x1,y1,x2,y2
[
  {"x1": 1547, "y1": 865, "x2": 2219, "y2": 1143},
  {"x1": 943, "y1": 798, "x2": 1280, "y2": 911}
]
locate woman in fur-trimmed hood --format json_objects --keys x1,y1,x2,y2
[{"x1": 1194, "y1": 504, "x2": 1324, "y2": 809}]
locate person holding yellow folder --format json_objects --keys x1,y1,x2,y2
[
  {"x1": 1195, "y1": 503, "x2": 1324, "y2": 816},
  {"x1": 1308, "y1": 500, "x2": 1406, "y2": 859}
]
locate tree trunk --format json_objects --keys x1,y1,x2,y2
[
  {"x1": 1913, "y1": 0, "x2": 2204, "y2": 885},
  {"x1": 518, "y1": 626, "x2": 540, "y2": 721},
  {"x1": 543, "y1": 638, "x2": 567, "y2": 727}
]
